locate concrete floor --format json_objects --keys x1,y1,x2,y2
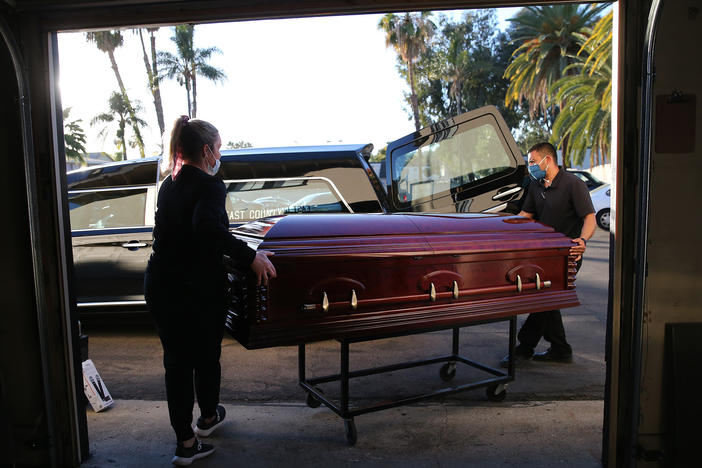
[{"x1": 82, "y1": 399, "x2": 604, "y2": 467}]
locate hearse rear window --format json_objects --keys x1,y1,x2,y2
[
  {"x1": 225, "y1": 177, "x2": 350, "y2": 223},
  {"x1": 68, "y1": 188, "x2": 148, "y2": 230},
  {"x1": 391, "y1": 117, "x2": 513, "y2": 206}
]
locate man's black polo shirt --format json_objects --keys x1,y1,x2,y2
[{"x1": 521, "y1": 169, "x2": 595, "y2": 238}]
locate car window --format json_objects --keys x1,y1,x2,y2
[
  {"x1": 390, "y1": 117, "x2": 513, "y2": 206},
  {"x1": 224, "y1": 177, "x2": 350, "y2": 223},
  {"x1": 69, "y1": 187, "x2": 148, "y2": 230}
]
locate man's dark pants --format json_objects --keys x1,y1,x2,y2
[
  {"x1": 145, "y1": 268, "x2": 224, "y2": 442},
  {"x1": 516, "y1": 258, "x2": 582, "y2": 355}
]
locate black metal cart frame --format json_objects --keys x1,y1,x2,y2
[{"x1": 298, "y1": 316, "x2": 517, "y2": 444}]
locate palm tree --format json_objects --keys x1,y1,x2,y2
[
  {"x1": 63, "y1": 107, "x2": 87, "y2": 165},
  {"x1": 158, "y1": 25, "x2": 226, "y2": 118},
  {"x1": 551, "y1": 12, "x2": 612, "y2": 167},
  {"x1": 503, "y1": 4, "x2": 608, "y2": 122},
  {"x1": 85, "y1": 30, "x2": 146, "y2": 158},
  {"x1": 92, "y1": 92, "x2": 147, "y2": 161},
  {"x1": 379, "y1": 12, "x2": 435, "y2": 131},
  {"x1": 136, "y1": 27, "x2": 165, "y2": 144},
  {"x1": 440, "y1": 21, "x2": 471, "y2": 115}
]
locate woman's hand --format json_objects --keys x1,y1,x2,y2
[{"x1": 251, "y1": 250, "x2": 277, "y2": 286}]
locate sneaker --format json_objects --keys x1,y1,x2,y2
[
  {"x1": 172, "y1": 439, "x2": 215, "y2": 466},
  {"x1": 532, "y1": 348, "x2": 573, "y2": 363},
  {"x1": 499, "y1": 346, "x2": 533, "y2": 368},
  {"x1": 194, "y1": 404, "x2": 226, "y2": 437}
]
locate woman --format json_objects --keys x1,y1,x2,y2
[{"x1": 145, "y1": 116, "x2": 276, "y2": 466}]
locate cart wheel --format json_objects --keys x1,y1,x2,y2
[
  {"x1": 306, "y1": 392, "x2": 321, "y2": 408},
  {"x1": 344, "y1": 419, "x2": 357, "y2": 445},
  {"x1": 439, "y1": 362, "x2": 456, "y2": 382},
  {"x1": 486, "y1": 383, "x2": 507, "y2": 402}
]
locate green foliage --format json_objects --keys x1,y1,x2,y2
[
  {"x1": 512, "y1": 117, "x2": 552, "y2": 154},
  {"x1": 503, "y1": 4, "x2": 608, "y2": 122},
  {"x1": 85, "y1": 29, "x2": 147, "y2": 158},
  {"x1": 551, "y1": 11, "x2": 612, "y2": 167},
  {"x1": 85, "y1": 30, "x2": 123, "y2": 53},
  {"x1": 225, "y1": 140, "x2": 253, "y2": 149},
  {"x1": 410, "y1": 10, "x2": 521, "y2": 129},
  {"x1": 92, "y1": 92, "x2": 147, "y2": 160},
  {"x1": 370, "y1": 146, "x2": 387, "y2": 163},
  {"x1": 158, "y1": 25, "x2": 226, "y2": 118},
  {"x1": 378, "y1": 12, "x2": 436, "y2": 131},
  {"x1": 63, "y1": 107, "x2": 87, "y2": 164}
]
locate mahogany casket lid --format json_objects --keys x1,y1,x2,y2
[{"x1": 232, "y1": 212, "x2": 571, "y2": 254}]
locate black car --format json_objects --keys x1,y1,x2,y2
[
  {"x1": 567, "y1": 169, "x2": 606, "y2": 191},
  {"x1": 67, "y1": 106, "x2": 526, "y2": 315}
]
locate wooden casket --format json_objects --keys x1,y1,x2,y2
[{"x1": 225, "y1": 213, "x2": 579, "y2": 349}]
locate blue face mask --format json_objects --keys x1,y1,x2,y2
[
  {"x1": 528, "y1": 156, "x2": 548, "y2": 181},
  {"x1": 206, "y1": 147, "x2": 221, "y2": 175},
  {"x1": 208, "y1": 158, "x2": 221, "y2": 175}
]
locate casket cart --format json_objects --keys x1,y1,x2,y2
[{"x1": 225, "y1": 213, "x2": 578, "y2": 444}]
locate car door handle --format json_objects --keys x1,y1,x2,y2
[
  {"x1": 121, "y1": 242, "x2": 148, "y2": 249},
  {"x1": 492, "y1": 186, "x2": 522, "y2": 200}
]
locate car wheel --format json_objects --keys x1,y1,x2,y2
[{"x1": 596, "y1": 208, "x2": 610, "y2": 231}]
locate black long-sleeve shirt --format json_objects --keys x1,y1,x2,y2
[{"x1": 148, "y1": 164, "x2": 256, "y2": 295}]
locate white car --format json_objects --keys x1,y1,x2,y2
[{"x1": 590, "y1": 184, "x2": 611, "y2": 230}]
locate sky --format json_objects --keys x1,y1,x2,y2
[{"x1": 57, "y1": 8, "x2": 519, "y2": 160}]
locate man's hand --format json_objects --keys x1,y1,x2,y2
[
  {"x1": 571, "y1": 213, "x2": 596, "y2": 261},
  {"x1": 570, "y1": 238, "x2": 587, "y2": 262},
  {"x1": 251, "y1": 250, "x2": 277, "y2": 286}
]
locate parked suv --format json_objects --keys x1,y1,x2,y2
[{"x1": 67, "y1": 106, "x2": 526, "y2": 315}]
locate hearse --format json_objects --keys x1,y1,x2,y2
[{"x1": 68, "y1": 105, "x2": 528, "y2": 315}]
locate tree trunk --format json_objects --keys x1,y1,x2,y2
[
  {"x1": 408, "y1": 62, "x2": 421, "y2": 131},
  {"x1": 149, "y1": 30, "x2": 165, "y2": 140},
  {"x1": 107, "y1": 49, "x2": 145, "y2": 158},
  {"x1": 191, "y1": 68, "x2": 198, "y2": 119},
  {"x1": 119, "y1": 122, "x2": 127, "y2": 160},
  {"x1": 185, "y1": 75, "x2": 192, "y2": 118},
  {"x1": 138, "y1": 29, "x2": 165, "y2": 145},
  {"x1": 455, "y1": 79, "x2": 462, "y2": 115},
  {"x1": 561, "y1": 133, "x2": 570, "y2": 168}
]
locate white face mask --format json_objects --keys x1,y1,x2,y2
[{"x1": 205, "y1": 147, "x2": 220, "y2": 175}]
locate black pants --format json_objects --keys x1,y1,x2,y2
[
  {"x1": 144, "y1": 267, "x2": 225, "y2": 442},
  {"x1": 516, "y1": 258, "x2": 582, "y2": 355}
]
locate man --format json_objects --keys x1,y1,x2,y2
[{"x1": 500, "y1": 142, "x2": 596, "y2": 367}]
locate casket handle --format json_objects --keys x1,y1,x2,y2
[
  {"x1": 322, "y1": 292, "x2": 330, "y2": 313},
  {"x1": 350, "y1": 289, "x2": 358, "y2": 310},
  {"x1": 430, "y1": 283, "x2": 436, "y2": 302},
  {"x1": 535, "y1": 273, "x2": 552, "y2": 290},
  {"x1": 517, "y1": 275, "x2": 522, "y2": 292},
  {"x1": 452, "y1": 281, "x2": 459, "y2": 299}
]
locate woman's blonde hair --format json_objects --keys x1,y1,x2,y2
[{"x1": 168, "y1": 115, "x2": 219, "y2": 169}]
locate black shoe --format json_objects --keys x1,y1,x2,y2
[
  {"x1": 532, "y1": 348, "x2": 573, "y2": 363},
  {"x1": 499, "y1": 347, "x2": 533, "y2": 368},
  {"x1": 172, "y1": 439, "x2": 215, "y2": 466},
  {"x1": 194, "y1": 405, "x2": 226, "y2": 437}
]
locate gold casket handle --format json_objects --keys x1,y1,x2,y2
[
  {"x1": 536, "y1": 273, "x2": 552, "y2": 290},
  {"x1": 517, "y1": 275, "x2": 522, "y2": 292},
  {"x1": 430, "y1": 283, "x2": 436, "y2": 302},
  {"x1": 350, "y1": 289, "x2": 358, "y2": 310},
  {"x1": 322, "y1": 292, "x2": 329, "y2": 313},
  {"x1": 453, "y1": 281, "x2": 459, "y2": 299}
]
